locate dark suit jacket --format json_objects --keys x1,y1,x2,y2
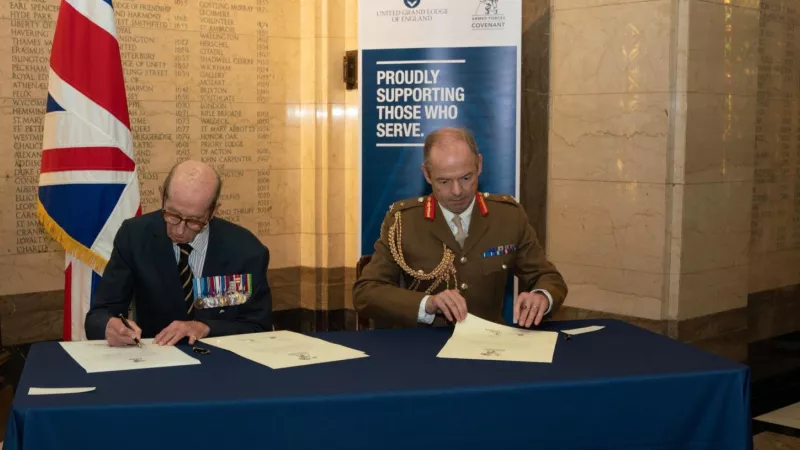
[{"x1": 85, "y1": 211, "x2": 272, "y2": 339}]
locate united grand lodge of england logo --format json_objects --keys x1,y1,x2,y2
[{"x1": 375, "y1": 0, "x2": 445, "y2": 23}]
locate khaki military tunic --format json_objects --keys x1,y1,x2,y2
[{"x1": 353, "y1": 192, "x2": 567, "y2": 327}]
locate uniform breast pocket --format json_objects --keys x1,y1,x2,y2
[
  {"x1": 481, "y1": 256, "x2": 512, "y2": 276},
  {"x1": 480, "y1": 258, "x2": 511, "y2": 295}
]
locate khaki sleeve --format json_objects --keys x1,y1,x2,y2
[
  {"x1": 352, "y1": 210, "x2": 427, "y2": 327},
  {"x1": 512, "y1": 206, "x2": 568, "y2": 315}
]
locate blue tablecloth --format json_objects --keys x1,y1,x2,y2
[{"x1": 4, "y1": 319, "x2": 751, "y2": 450}]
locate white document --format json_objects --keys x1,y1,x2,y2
[
  {"x1": 561, "y1": 325, "x2": 606, "y2": 335},
  {"x1": 28, "y1": 387, "x2": 96, "y2": 395},
  {"x1": 201, "y1": 330, "x2": 368, "y2": 369},
  {"x1": 60, "y1": 339, "x2": 201, "y2": 373},
  {"x1": 437, "y1": 314, "x2": 558, "y2": 363}
]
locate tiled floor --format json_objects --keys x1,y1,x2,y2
[
  {"x1": 753, "y1": 400, "x2": 800, "y2": 449},
  {"x1": 757, "y1": 402, "x2": 800, "y2": 431},
  {"x1": 745, "y1": 331, "x2": 800, "y2": 449},
  {"x1": 753, "y1": 432, "x2": 800, "y2": 449}
]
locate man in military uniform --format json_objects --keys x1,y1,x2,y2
[{"x1": 353, "y1": 127, "x2": 567, "y2": 328}]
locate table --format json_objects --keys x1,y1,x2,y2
[{"x1": 4, "y1": 319, "x2": 751, "y2": 450}]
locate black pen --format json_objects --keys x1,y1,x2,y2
[{"x1": 118, "y1": 314, "x2": 142, "y2": 347}]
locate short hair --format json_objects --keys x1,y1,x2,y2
[
  {"x1": 423, "y1": 127, "x2": 480, "y2": 168},
  {"x1": 162, "y1": 163, "x2": 222, "y2": 211}
]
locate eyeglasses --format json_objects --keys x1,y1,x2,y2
[{"x1": 162, "y1": 210, "x2": 208, "y2": 231}]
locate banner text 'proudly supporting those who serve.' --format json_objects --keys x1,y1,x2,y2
[{"x1": 375, "y1": 69, "x2": 466, "y2": 139}]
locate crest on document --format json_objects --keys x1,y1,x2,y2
[
  {"x1": 404, "y1": 0, "x2": 421, "y2": 8},
  {"x1": 290, "y1": 352, "x2": 317, "y2": 361},
  {"x1": 472, "y1": 0, "x2": 505, "y2": 30}
]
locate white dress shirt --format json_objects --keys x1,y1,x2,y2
[
  {"x1": 172, "y1": 226, "x2": 210, "y2": 278},
  {"x1": 417, "y1": 199, "x2": 553, "y2": 324}
]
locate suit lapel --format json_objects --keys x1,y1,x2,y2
[
  {"x1": 148, "y1": 219, "x2": 184, "y2": 305},
  {"x1": 462, "y1": 208, "x2": 489, "y2": 255}
]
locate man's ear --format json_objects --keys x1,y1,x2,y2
[
  {"x1": 208, "y1": 203, "x2": 219, "y2": 220},
  {"x1": 421, "y1": 164, "x2": 433, "y2": 185},
  {"x1": 159, "y1": 186, "x2": 167, "y2": 208},
  {"x1": 476, "y1": 154, "x2": 483, "y2": 176}
]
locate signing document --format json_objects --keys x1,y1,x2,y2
[
  {"x1": 437, "y1": 314, "x2": 559, "y2": 363},
  {"x1": 60, "y1": 339, "x2": 201, "y2": 373},
  {"x1": 201, "y1": 330, "x2": 368, "y2": 369}
]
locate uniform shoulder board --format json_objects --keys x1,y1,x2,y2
[
  {"x1": 388, "y1": 196, "x2": 426, "y2": 212},
  {"x1": 481, "y1": 192, "x2": 520, "y2": 206}
]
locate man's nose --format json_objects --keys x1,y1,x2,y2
[
  {"x1": 174, "y1": 221, "x2": 187, "y2": 234},
  {"x1": 451, "y1": 181, "x2": 463, "y2": 196}
]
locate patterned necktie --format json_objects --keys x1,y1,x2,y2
[
  {"x1": 452, "y1": 215, "x2": 467, "y2": 249},
  {"x1": 178, "y1": 243, "x2": 194, "y2": 310}
]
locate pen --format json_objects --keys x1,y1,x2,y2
[{"x1": 118, "y1": 314, "x2": 142, "y2": 347}]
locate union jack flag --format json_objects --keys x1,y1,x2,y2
[{"x1": 37, "y1": 0, "x2": 140, "y2": 341}]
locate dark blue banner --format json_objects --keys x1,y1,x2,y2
[{"x1": 360, "y1": 46, "x2": 518, "y2": 252}]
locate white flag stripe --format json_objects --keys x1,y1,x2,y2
[
  {"x1": 68, "y1": 254, "x2": 92, "y2": 341},
  {"x1": 39, "y1": 170, "x2": 132, "y2": 186},
  {"x1": 47, "y1": 69, "x2": 134, "y2": 157},
  {"x1": 65, "y1": 0, "x2": 118, "y2": 40},
  {"x1": 42, "y1": 112, "x2": 119, "y2": 150}
]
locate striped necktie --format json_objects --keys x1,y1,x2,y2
[{"x1": 178, "y1": 243, "x2": 194, "y2": 311}]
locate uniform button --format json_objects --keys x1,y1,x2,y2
[
  {"x1": 460, "y1": 256, "x2": 467, "y2": 264},
  {"x1": 460, "y1": 283, "x2": 469, "y2": 291},
  {"x1": 502, "y1": 264, "x2": 507, "y2": 270},
  {"x1": 417, "y1": 197, "x2": 424, "y2": 203}
]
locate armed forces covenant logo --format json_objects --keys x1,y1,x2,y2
[
  {"x1": 477, "y1": 0, "x2": 499, "y2": 14},
  {"x1": 375, "y1": 1, "x2": 447, "y2": 23},
  {"x1": 472, "y1": 0, "x2": 506, "y2": 30}
]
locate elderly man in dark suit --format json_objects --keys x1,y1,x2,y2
[{"x1": 85, "y1": 160, "x2": 272, "y2": 346}]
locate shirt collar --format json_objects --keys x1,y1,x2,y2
[{"x1": 439, "y1": 196, "x2": 476, "y2": 227}]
